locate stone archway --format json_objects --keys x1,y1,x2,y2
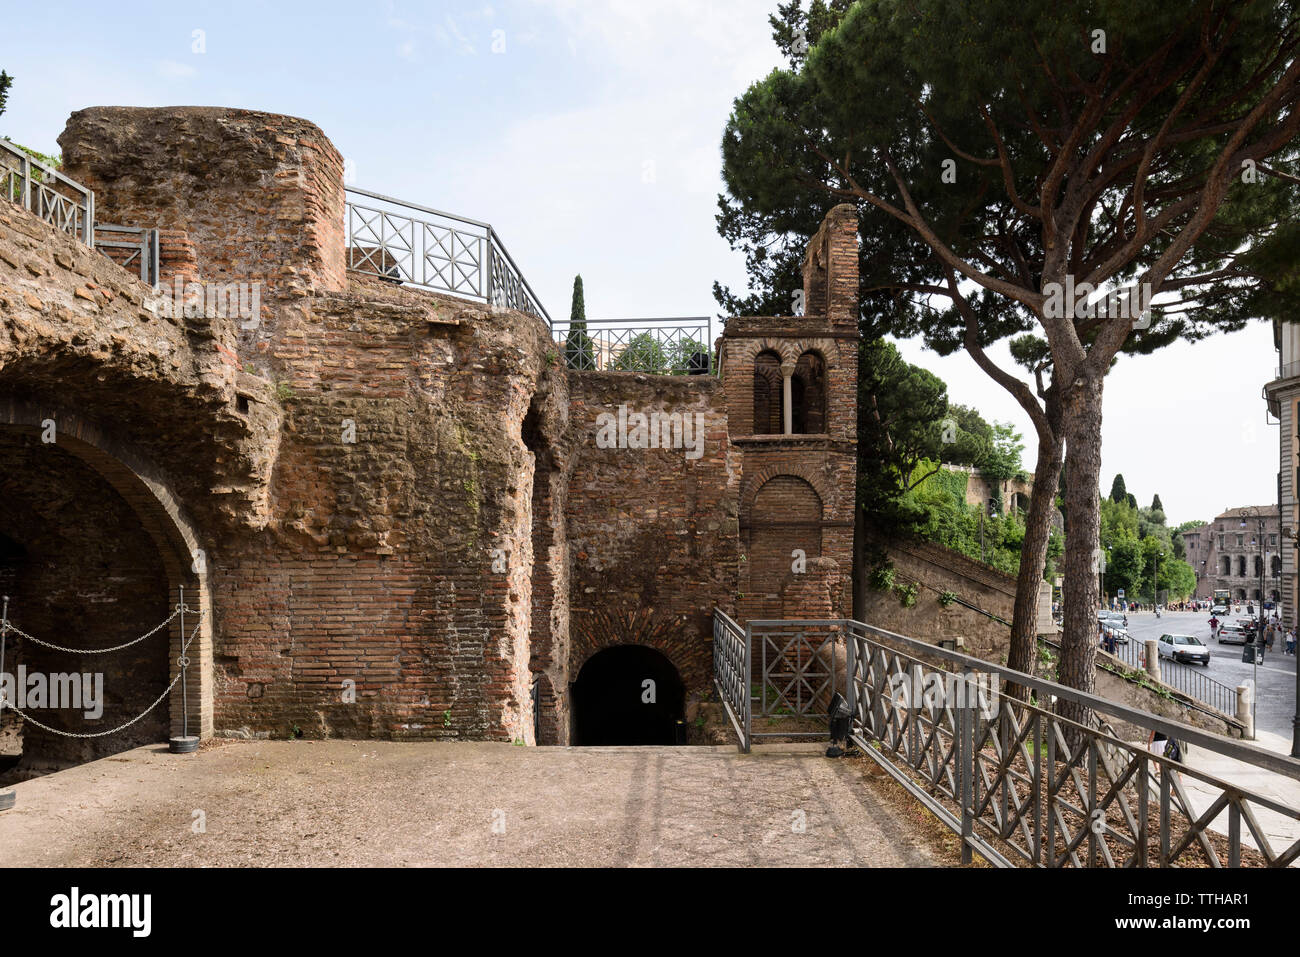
[
  {"x1": 570, "y1": 644, "x2": 686, "y2": 746},
  {"x1": 0, "y1": 408, "x2": 212, "y2": 777}
]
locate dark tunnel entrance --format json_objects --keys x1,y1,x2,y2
[
  {"x1": 571, "y1": 645, "x2": 686, "y2": 746},
  {"x1": 0, "y1": 431, "x2": 172, "y2": 783}
]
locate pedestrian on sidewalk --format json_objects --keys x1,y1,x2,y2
[{"x1": 1287, "y1": 628, "x2": 1296, "y2": 656}]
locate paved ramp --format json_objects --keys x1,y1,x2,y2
[{"x1": 0, "y1": 741, "x2": 937, "y2": 867}]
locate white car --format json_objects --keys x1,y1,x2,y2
[
  {"x1": 1211, "y1": 604, "x2": 1228, "y2": 616},
  {"x1": 1217, "y1": 623, "x2": 1248, "y2": 645},
  {"x1": 1158, "y1": 633, "x2": 1211, "y2": 666}
]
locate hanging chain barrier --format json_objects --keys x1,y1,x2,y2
[{"x1": 0, "y1": 587, "x2": 200, "y2": 741}]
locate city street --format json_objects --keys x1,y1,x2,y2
[{"x1": 1116, "y1": 610, "x2": 1298, "y2": 744}]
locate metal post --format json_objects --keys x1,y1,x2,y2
[
  {"x1": 169, "y1": 585, "x2": 199, "y2": 754},
  {"x1": 0, "y1": 595, "x2": 13, "y2": 810},
  {"x1": 742, "y1": 622, "x2": 753, "y2": 754},
  {"x1": 958, "y1": 666, "x2": 974, "y2": 864},
  {"x1": 180, "y1": 585, "x2": 187, "y2": 738}
]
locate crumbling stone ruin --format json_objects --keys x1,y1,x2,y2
[{"x1": 0, "y1": 107, "x2": 857, "y2": 773}]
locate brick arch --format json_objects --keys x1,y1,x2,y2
[
  {"x1": 741, "y1": 465, "x2": 834, "y2": 520},
  {"x1": 0, "y1": 399, "x2": 213, "y2": 742},
  {"x1": 568, "y1": 605, "x2": 707, "y2": 694},
  {"x1": 734, "y1": 337, "x2": 838, "y2": 375}
]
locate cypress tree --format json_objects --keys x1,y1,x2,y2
[{"x1": 564, "y1": 275, "x2": 594, "y2": 370}]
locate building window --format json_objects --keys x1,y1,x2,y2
[
  {"x1": 790, "y1": 351, "x2": 827, "y2": 434},
  {"x1": 752, "y1": 350, "x2": 784, "y2": 435}
]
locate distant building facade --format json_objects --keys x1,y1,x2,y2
[
  {"x1": 1264, "y1": 318, "x2": 1300, "y2": 626},
  {"x1": 1187, "y1": 506, "x2": 1282, "y2": 606}
]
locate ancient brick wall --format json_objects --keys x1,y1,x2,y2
[
  {"x1": 563, "y1": 372, "x2": 739, "y2": 705},
  {"x1": 1, "y1": 107, "x2": 872, "y2": 757},
  {"x1": 209, "y1": 281, "x2": 556, "y2": 743},
  {"x1": 60, "y1": 107, "x2": 347, "y2": 359}
]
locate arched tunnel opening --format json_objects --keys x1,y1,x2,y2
[
  {"x1": 571, "y1": 645, "x2": 686, "y2": 746},
  {"x1": 0, "y1": 430, "x2": 172, "y2": 783}
]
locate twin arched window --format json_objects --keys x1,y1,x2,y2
[{"x1": 752, "y1": 349, "x2": 827, "y2": 435}]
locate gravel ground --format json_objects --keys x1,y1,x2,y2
[{"x1": 0, "y1": 740, "x2": 941, "y2": 867}]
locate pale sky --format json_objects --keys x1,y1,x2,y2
[{"x1": 1, "y1": 0, "x2": 1279, "y2": 525}]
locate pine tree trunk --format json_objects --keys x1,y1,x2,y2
[
  {"x1": 1056, "y1": 371, "x2": 1105, "y2": 728},
  {"x1": 1005, "y1": 428, "x2": 1063, "y2": 699}
]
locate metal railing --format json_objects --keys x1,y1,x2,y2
[
  {"x1": 1105, "y1": 633, "x2": 1239, "y2": 717},
  {"x1": 713, "y1": 611, "x2": 1300, "y2": 867},
  {"x1": 712, "y1": 610, "x2": 749, "y2": 746},
  {"x1": 554, "y1": 317, "x2": 714, "y2": 374},
  {"x1": 0, "y1": 138, "x2": 93, "y2": 245},
  {"x1": 344, "y1": 186, "x2": 550, "y2": 324},
  {"x1": 93, "y1": 224, "x2": 160, "y2": 287},
  {"x1": 1274, "y1": 359, "x2": 1300, "y2": 382}
]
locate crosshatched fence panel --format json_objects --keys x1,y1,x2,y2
[
  {"x1": 842, "y1": 619, "x2": 1300, "y2": 868},
  {"x1": 554, "y1": 318, "x2": 713, "y2": 374},
  {"x1": 1, "y1": 138, "x2": 93, "y2": 245},
  {"x1": 344, "y1": 186, "x2": 548, "y2": 324},
  {"x1": 711, "y1": 610, "x2": 1300, "y2": 868}
]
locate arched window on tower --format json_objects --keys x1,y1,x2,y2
[
  {"x1": 791, "y1": 351, "x2": 827, "y2": 434},
  {"x1": 753, "y1": 351, "x2": 784, "y2": 435}
]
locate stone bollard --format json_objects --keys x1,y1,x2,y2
[
  {"x1": 1236, "y1": 683, "x2": 1254, "y2": 740},
  {"x1": 1143, "y1": 639, "x2": 1161, "y2": 682}
]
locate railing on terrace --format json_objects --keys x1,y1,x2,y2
[
  {"x1": 93, "y1": 224, "x2": 160, "y2": 287},
  {"x1": 553, "y1": 317, "x2": 714, "y2": 374},
  {"x1": 714, "y1": 612, "x2": 1300, "y2": 868},
  {"x1": 344, "y1": 186, "x2": 550, "y2": 325},
  {"x1": 1, "y1": 138, "x2": 93, "y2": 244}
]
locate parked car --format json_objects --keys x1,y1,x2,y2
[
  {"x1": 1217, "y1": 623, "x2": 1248, "y2": 645},
  {"x1": 1158, "y1": 633, "x2": 1211, "y2": 665}
]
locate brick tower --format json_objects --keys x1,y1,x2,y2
[{"x1": 718, "y1": 204, "x2": 859, "y2": 623}]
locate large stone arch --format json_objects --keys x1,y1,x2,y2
[{"x1": 0, "y1": 400, "x2": 213, "y2": 751}]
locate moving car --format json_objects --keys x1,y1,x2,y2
[
  {"x1": 1211, "y1": 604, "x2": 1228, "y2": 616},
  {"x1": 1158, "y1": 633, "x2": 1211, "y2": 665},
  {"x1": 1217, "y1": 623, "x2": 1248, "y2": 645}
]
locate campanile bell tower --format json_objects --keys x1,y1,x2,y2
[{"x1": 717, "y1": 204, "x2": 859, "y2": 623}]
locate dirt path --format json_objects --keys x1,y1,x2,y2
[{"x1": 0, "y1": 740, "x2": 944, "y2": 867}]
